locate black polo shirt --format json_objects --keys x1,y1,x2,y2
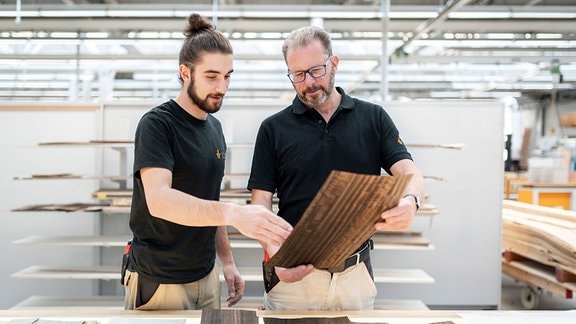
[
  {"x1": 248, "y1": 87, "x2": 412, "y2": 227},
  {"x1": 129, "y1": 99, "x2": 225, "y2": 284}
]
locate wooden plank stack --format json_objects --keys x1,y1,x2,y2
[{"x1": 502, "y1": 200, "x2": 576, "y2": 297}]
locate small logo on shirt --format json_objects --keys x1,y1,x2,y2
[
  {"x1": 397, "y1": 137, "x2": 404, "y2": 145},
  {"x1": 216, "y1": 149, "x2": 222, "y2": 159}
]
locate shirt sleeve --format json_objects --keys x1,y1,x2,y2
[{"x1": 247, "y1": 121, "x2": 277, "y2": 193}]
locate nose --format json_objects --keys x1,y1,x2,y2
[
  {"x1": 303, "y1": 72, "x2": 317, "y2": 86},
  {"x1": 215, "y1": 78, "x2": 229, "y2": 93}
]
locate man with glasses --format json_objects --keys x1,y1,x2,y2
[{"x1": 248, "y1": 25, "x2": 425, "y2": 310}]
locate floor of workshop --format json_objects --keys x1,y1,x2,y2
[{"x1": 500, "y1": 273, "x2": 576, "y2": 310}]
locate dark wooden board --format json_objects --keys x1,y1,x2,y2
[
  {"x1": 267, "y1": 170, "x2": 412, "y2": 269},
  {"x1": 200, "y1": 309, "x2": 258, "y2": 324}
]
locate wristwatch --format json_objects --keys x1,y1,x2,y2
[{"x1": 403, "y1": 193, "x2": 420, "y2": 211}]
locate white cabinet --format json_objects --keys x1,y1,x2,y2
[{"x1": 384, "y1": 101, "x2": 504, "y2": 309}]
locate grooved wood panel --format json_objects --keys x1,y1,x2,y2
[
  {"x1": 268, "y1": 171, "x2": 412, "y2": 269},
  {"x1": 200, "y1": 309, "x2": 258, "y2": 324}
]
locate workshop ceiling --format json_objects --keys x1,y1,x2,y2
[{"x1": 0, "y1": 0, "x2": 575, "y2": 103}]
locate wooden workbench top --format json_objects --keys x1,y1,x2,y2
[
  {"x1": 0, "y1": 309, "x2": 575, "y2": 324},
  {"x1": 521, "y1": 182, "x2": 576, "y2": 187}
]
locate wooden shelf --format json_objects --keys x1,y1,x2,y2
[
  {"x1": 13, "y1": 234, "x2": 432, "y2": 252},
  {"x1": 373, "y1": 269, "x2": 434, "y2": 284},
  {"x1": 231, "y1": 234, "x2": 433, "y2": 251},
  {"x1": 11, "y1": 295, "x2": 429, "y2": 311},
  {"x1": 12, "y1": 235, "x2": 131, "y2": 247},
  {"x1": 13, "y1": 174, "x2": 131, "y2": 181},
  {"x1": 12, "y1": 265, "x2": 119, "y2": 280},
  {"x1": 372, "y1": 232, "x2": 432, "y2": 249},
  {"x1": 12, "y1": 266, "x2": 433, "y2": 284},
  {"x1": 37, "y1": 141, "x2": 133, "y2": 148},
  {"x1": 11, "y1": 295, "x2": 124, "y2": 309},
  {"x1": 101, "y1": 206, "x2": 131, "y2": 214},
  {"x1": 242, "y1": 267, "x2": 436, "y2": 284}
]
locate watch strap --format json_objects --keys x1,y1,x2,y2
[{"x1": 403, "y1": 193, "x2": 420, "y2": 211}]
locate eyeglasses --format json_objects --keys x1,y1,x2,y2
[{"x1": 287, "y1": 56, "x2": 331, "y2": 83}]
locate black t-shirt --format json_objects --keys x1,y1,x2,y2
[
  {"x1": 129, "y1": 99, "x2": 226, "y2": 284},
  {"x1": 248, "y1": 87, "x2": 412, "y2": 227}
]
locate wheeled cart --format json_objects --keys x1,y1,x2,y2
[{"x1": 502, "y1": 250, "x2": 576, "y2": 309}]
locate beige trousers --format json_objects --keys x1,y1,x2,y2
[
  {"x1": 264, "y1": 262, "x2": 377, "y2": 310},
  {"x1": 124, "y1": 266, "x2": 220, "y2": 310}
]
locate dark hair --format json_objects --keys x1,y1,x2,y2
[
  {"x1": 178, "y1": 13, "x2": 233, "y2": 83},
  {"x1": 282, "y1": 26, "x2": 332, "y2": 61}
]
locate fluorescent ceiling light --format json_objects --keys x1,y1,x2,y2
[
  {"x1": 485, "y1": 33, "x2": 516, "y2": 40},
  {"x1": 449, "y1": 12, "x2": 511, "y2": 19},
  {"x1": 1, "y1": 8, "x2": 575, "y2": 20},
  {"x1": 243, "y1": 11, "x2": 308, "y2": 18},
  {"x1": 106, "y1": 10, "x2": 175, "y2": 17},
  {"x1": 0, "y1": 81, "x2": 70, "y2": 88},
  {"x1": 84, "y1": 32, "x2": 109, "y2": 39},
  {"x1": 39, "y1": 10, "x2": 106, "y2": 17},
  {"x1": 449, "y1": 11, "x2": 576, "y2": 20},
  {"x1": 0, "y1": 10, "x2": 39, "y2": 17},
  {"x1": 511, "y1": 12, "x2": 576, "y2": 19},
  {"x1": 389, "y1": 12, "x2": 436, "y2": 19},
  {"x1": 502, "y1": 83, "x2": 555, "y2": 90},
  {"x1": 430, "y1": 91, "x2": 522, "y2": 98},
  {"x1": 49, "y1": 32, "x2": 78, "y2": 38},
  {"x1": 9, "y1": 31, "x2": 34, "y2": 38},
  {"x1": 311, "y1": 11, "x2": 379, "y2": 19},
  {"x1": 535, "y1": 33, "x2": 563, "y2": 39}
]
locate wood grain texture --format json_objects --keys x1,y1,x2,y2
[
  {"x1": 502, "y1": 200, "x2": 576, "y2": 271},
  {"x1": 200, "y1": 309, "x2": 258, "y2": 324},
  {"x1": 268, "y1": 171, "x2": 412, "y2": 269}
]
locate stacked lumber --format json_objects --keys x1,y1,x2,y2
[{"x1": 502, "y1": 200, "x2": 576, "y2": 294}]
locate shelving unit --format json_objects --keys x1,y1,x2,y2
[
  {"x1": 3, "y1": 100, "x2": 503, "y2": 310},
  {"x1": 12, "y1": 233, "x2": 436, "y2": 284},
  {"x1": 10, "y1": 140, "x2": 134, "y2": 307},
  {"x1": 8, "y1": 103, "x2": 440, "y2": 310},
  {"x1": 10, "y1": 211, "x2": 436, "y2": 309}
]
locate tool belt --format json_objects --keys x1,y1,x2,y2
[
  {"x1": 262, "y1": 238, "x2": 373, "y2": 293},
  {"x1": 120, "y1": 240, "x2": 132, "y2": 286}
]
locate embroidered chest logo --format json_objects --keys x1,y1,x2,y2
[
  {"x1": 216, "y1": 149, "x2": 222, "y2": 159},
  {"x1": 397, "y1": 137, "x2": 404, "y2": 145}
]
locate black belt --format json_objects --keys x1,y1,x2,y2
[
  {"x1": 326, "y1": 238, "x2": 373, "y2": 273},
  {"x1": 262, "y1": 238, "x2": 373, "y2": 293}
]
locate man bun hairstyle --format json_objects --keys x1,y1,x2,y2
[{"x1": 178, "y1": 13, "x2": 233, "y2": 83}]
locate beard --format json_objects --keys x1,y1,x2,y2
[
  {"x1": 296, "y1": 67, "x2": 335, "y2": 109},
  {"x1": 186, "y1": 77, "x2": 224, "y2": 114}
]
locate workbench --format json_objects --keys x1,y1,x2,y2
[
  {"x1": 0, "y1": 309, "x2": 575, "y2": 324},
  {"x1": 517, "y1": 182, "x2": 576, "y2": 210}
]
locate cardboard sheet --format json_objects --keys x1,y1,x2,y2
[{"x1": 267, "y1": 170, "x2": 412, "y2": 269}]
